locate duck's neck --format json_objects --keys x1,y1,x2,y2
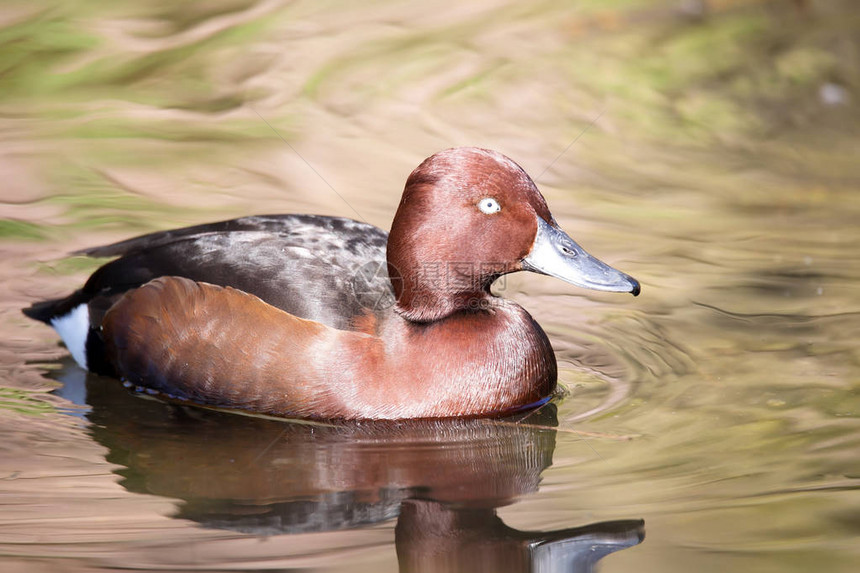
[
  {"x1": 392, "y1": 284, "x2": 495, "y2": 323},
  {"x1": 387, "y1": 257, "x2": 512, "y2": 323}
]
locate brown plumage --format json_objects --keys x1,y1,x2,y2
[{"x1": 103, "y1": 275, "x2": 556, "y2": 419}]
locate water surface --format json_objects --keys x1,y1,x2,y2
[{"x1": 2, "y1": 1, "x2": 859, "y2": 571}]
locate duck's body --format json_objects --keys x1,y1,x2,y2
[
  {"x1": 25, "y1": 148, "x2": 639, "y2": 420},
  {"x1": 103, "y1": 276, "x2": 554, "y2": 419}
]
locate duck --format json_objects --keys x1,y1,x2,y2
[{"x1": 24, "y1": 147, "x2": 640, "y2": 420}]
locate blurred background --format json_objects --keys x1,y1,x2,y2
[{"x1": 1, "y1": 1, "x2": 859, "y2": 572}]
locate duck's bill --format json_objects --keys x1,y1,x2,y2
[{"x1": 523, "y1": 217, "x2": 640, "y2": 296}]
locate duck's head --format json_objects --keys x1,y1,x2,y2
[{"x1": 387, "y1": 147, "x2": 640, "y2": 322}]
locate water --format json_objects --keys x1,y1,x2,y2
[{"x1": 2, "y1": 1, "x2": 859, "y2": 571}]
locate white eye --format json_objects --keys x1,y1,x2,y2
[{"x1": 478, "y1": 197, "x2": 501, "y2": 214}]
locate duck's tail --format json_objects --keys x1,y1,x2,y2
[
  {"x1": 23, "y1": 292, "x2": 102, "y2": 372},
  {"x1": 23, "y1": 296, "x2": 69, "y2": 324}
]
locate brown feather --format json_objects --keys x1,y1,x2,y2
[{"x1": 102, "y1": 276, "x2": 555, "y2": 420}]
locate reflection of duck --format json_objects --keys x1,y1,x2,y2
[
  {"x1": 60, "y1": 363, "x2": 643, "y2": 571},
  {"x1": 25, "y1": 148, "x2": 639, "y2": 420},
  {"x1": 81, "y1": 363, "x2": 560, "y2": 529}
]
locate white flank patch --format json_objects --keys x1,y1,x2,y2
[{"x1": 50, "y1": 304, "x2": 90, "y2": 370}]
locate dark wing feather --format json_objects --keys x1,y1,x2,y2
[{"x1": 25, "y1": 215, "x2": 393, "y2": 332}]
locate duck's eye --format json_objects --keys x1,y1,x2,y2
[{"x1": 478, "y1": 197, "x2": 501, "y2": 215}]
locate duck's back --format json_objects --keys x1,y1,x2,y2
[{"x1": 24, "y1": 215, "x2": 393, "y2": 371}]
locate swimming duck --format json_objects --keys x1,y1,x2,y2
[{"x1": 24, "y1": 147, "x2": 639, "y2": 420}]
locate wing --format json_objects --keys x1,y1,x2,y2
[{"x1": 25, "y1": 214, "x2": 394, "y2": 332}]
